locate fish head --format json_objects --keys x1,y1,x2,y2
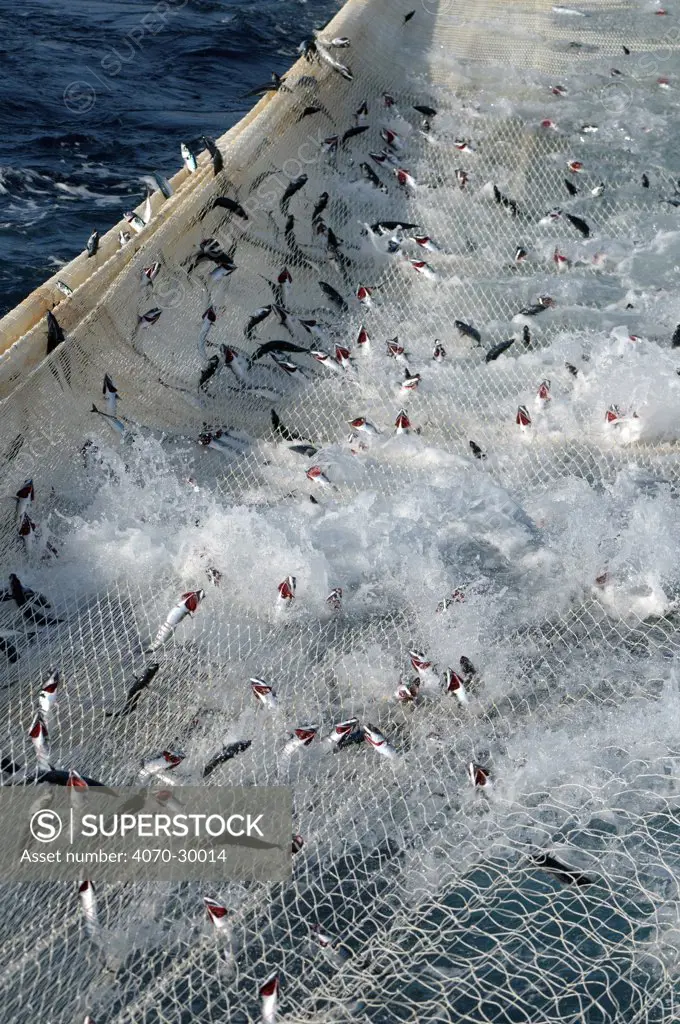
[
  {"x1": 67, "y1": 770, "x2": 88, "y2": 790},
  {"x1": 294, "y1": 727, "x2": 317, "y2": 746}
]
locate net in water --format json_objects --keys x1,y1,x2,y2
[{"x1": 2, "y1": 0, "x2": 680, "y2": 1021}]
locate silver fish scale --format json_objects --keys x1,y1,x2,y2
[{"x1": 2, "y1": 0, "x2": 680, "y2": 1022}]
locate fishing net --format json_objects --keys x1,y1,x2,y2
[{"x1": 2, "y1": 0, "x2": 680, "y2": 1020}]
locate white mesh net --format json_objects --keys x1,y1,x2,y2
[{"x1": 3, "y1": 0, "x2": 680, "y2": 1020}]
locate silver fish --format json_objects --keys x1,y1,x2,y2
[
  {"x1": 181, "y1": 143, "x2": 198, "y2": 173},
  {"x1": 147, "y1": 590, "x2": 205, "y2": 651},
  {"x1": 29, "y1": 712, "x2": 51, "y2": 769},
  {"x1": 38, "y1": 669, "x2": 60, "y2": 720},
  {"x1": 79, "y1": 879, "x2": 99, "y2": 938},
  {"x1": 363, "y1": 722, "x2": 397, "y2": 759},
  {"x1": 91, "y1": 403, "x2": 126, "y2": 437},
  {"x1": 251, "y1": 678, "x2": 278, "y2": 709}
]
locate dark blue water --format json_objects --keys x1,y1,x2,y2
[{"x1": 0, "y1": 0, "x2": 339, "y2": 318}]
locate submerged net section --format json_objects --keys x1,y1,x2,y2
[{"x1": 3, "y1": 0, "x2": 680, "y2": 1020}]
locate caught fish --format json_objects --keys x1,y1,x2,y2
[
  {"x1": 564, "y1": 178, "x2": 579, "y2": 197},
  {"x1": 326, "y1": 717, "x2": 361, "y2": 747},
  {"x1": 387, "y1": 338, "x2": 408, "y2": 363},
  {"x1": 460, "y1": 656, "x2": 477, "y2": 679},
  {"x1": 432, "y1": 341, "x2": 446, "y2": 362},
  {"x1": 19, "y1": 514, "x2": 38, "y2": 556},
  {"x1": 124, "y1": 211, "x2": 146, "y2": 233},
  {"x1": 565, "y1": 212, "x2": 590, "y2": 237},
  {"x1": 414, "y1": 235, "x2": 440, "y2": 253},
  {"x1": 410, "y1": 259, "x2": 437, "y2": 280},
  {"x1": 306, "y1": 465, "x2": 333, "y2": 487},
  {"x1": 410, "y1": 649, "x2": 439, "y2": 691},
  {"x1": 355, "y1": 325, "x2": 370, "y2": 349},
  {"x1": 437, "y1": 589, "x2": 465, "y2": 612},
  {"x1": 14, "y1": 479, "x2": 34, "y2": 526},
  {"x1": 152, "y1": 170, "x2": 173, "y2": 199},
  {"x1": 139, "y1": 307, "x2": 162, "y2": 327},
  {"x1": 181, "y1": 143, "x2": 198, "y2": 173},
  {"x1": 245, "y1": 306, "x2": 273, "y2": 339},
  {"x1": 350, "y1": 417, "x2": 380, "y2": 436},
  {"x1": 469, "y1": 440, "x2": 486, "y2": 459},
  {"x1": 213, "y1": 196, "x2": 249, "y2": 220},
  {"x1": 493, "y1": 185, "x2": 520, "y2": 216},
  {"x1": 86, "y1": 229, "x2": 99, "y2": 258},
  {"x1": 56, "y1": 279, "x2": 73, "y2": 297},
  {"x1": 140, "y1": 750, "x2": 185, "y2": 780},
  {"x1": 142, "y1": 261, "x2": 160, "y2": 283},
  {"x1": 567, "y1": 160, "x2": 584, "y2": 173},
  {"x1": 147, "y1": 590, "x2": 205, "y2": 651},
  {"x1": 260, "y1": 971, "x2": 279, "y2": 1024},
  {"x1": 395, "y1": 678, "x2": 419, "y2": 702},
  {"x1": 91, "y1": 403, "x2": 126, "y2": 437},
  {"x1": 79, "y1": 880, "x2": 99, "y2": 938},
  {"x1": 46, "y1": 311, "x2": 65, "y2": 354},
  {"x1": 250, "y1": 340, "x2": 310, "y2": 365},
  {"x1": 243, "y1": 72, "x2": 287, "y2": 98},
  {"x1": 277, "y1": 575, "x2": 296, "y2": 608},
  {"x1": 204, "y1": 896, "x2": 230, "y2": 931},
  {"x1": 105, "y1": 662, "x2": 160, "y2": 717},
  {"x1": 400, "y1": 370, "x2": 421, "y2": 393},
  {"x1": 271, "y1": 353, "x2": 304, "y2": 376},
  {"x1": 282, "y1": 726, "x2": 317, "y2": 756},
  {"x1": 119, "y1": 230, "x2": 131, "y2": 247},
  {"x1": 102, "y1": 374, "x2": 119, "y2": 416},
  {"x1": 203, "y1": 135, "x2": 223, "y2": 175},
  {"x1": 536, "y1": 379, "x2": 551, "y2": 403},
  {"x1": 516, "y1": 405, "x2": 531, "y2": 429},
  {"x1": 381, "y1": 127, "x2": 403, "y2": 151},
  {"x1": 395, "y1": 410, "x2": 411, "y2": 434},
  {"x1": 314, "y1": 39, "x2": 353, "y2": 80},
  {"x1": 38, "y1": 670, "x2": 60, "y2": 720},
  {"x1": 395, "y1": 167, "x2": 417, "y2": 191},
  {"x1": 251, "y1": 678, "x2": 278, "y2": 709},
  {"x1": 455, "y1": 320, "x2": 481, "y2": 345},
  {"x1": 444, "y1": 669, "x2": 468, "y2": 705},
  {"x1": 356, "y1": 285, "x2": 373, "y2": 308},
  {"x1": 528, "y1": 850, "x2": 593, "y2": 886},
  {"x1": 517, "y1": 296, "x2": 554, "y2": 317},
  {"x1": 319, "y1": 281, "x2": 348, "y2": 312},
  {"x1": 326, "y1": 587, "x2": 343, "y2": 612},
  {"x1": 486, "y1": 338, "x2": 514, "y2": 362},
  {"x1": 322, "y1": 134, "x2": 339, "y2": 160},
  {"x1": 360, "y1": 162, "x2": 387, "y2": 193},
  {"x1": 342, "y1": 125, "x2": 370, "y2": 144},
  {"x1": 363, "y1": 722, "x2": 397, "y2": 759},
  {"x1": 310, "y1": 350, "x2": 341, "y2": 373},
  {"x1": 468, "y1": 762, "x2": 491, "y2": 788},
  {"x1": 281, "y1": 174, "x2": 308, "y2": 214},
  {"x1": 29, "y1": 713, "x2": 51, "y2": 769},
  {"x1": 203, "y1": 740, "x2": 252, "y2": 778},
  {"x1": 196, "y1": 305, "x2": 217, "y2": 361},
  {"x1": 222, "y1": 345, "x2": 250, "y2": 383}
]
